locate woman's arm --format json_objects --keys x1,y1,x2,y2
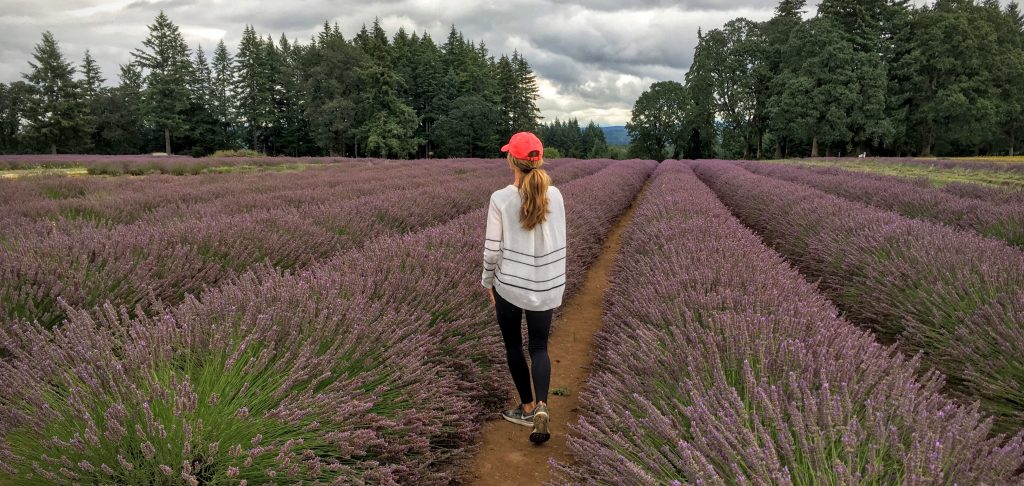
[{"x1": 482, "y1": 195, "x2": 502, "y2": 289}]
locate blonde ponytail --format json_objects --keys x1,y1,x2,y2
[{"x1": 509, "y1": 153, "x2": 550, "y2": 230}]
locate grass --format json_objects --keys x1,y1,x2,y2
[
  {"x1": 0, "y1": 167, "x2": 89, "y2": 179},
  {"x1": 769, "y1": 158, "x2": 1024, "y2": 189}
]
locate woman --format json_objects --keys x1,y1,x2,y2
[{"x1": 482, "y1": 131, "x2": 566, "y2": 445}]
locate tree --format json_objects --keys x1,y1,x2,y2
[
  {"x1": 893, "y1": 3, "x2": 1001, "y2": 156},
  {"x1": 302, "y1": 24, "x2": 367, "y2": 156},
  {"x1": 769, "y1": 17, "x2": 858, "y2": 157},
  {"x1": 358, "y1": 65, "x2": 421, "y2": 158},
  {"x1": 432, "y1": 95, "x2": 499, "y2": 158},
  {"x1": 233, "y1": 25, "x2": 275, "y2": 151},
  {"x1": 626, "y1": 81, "x2": 688, "y2": 161},
  {"x1": 509, "y1": 51, "x2": 541, "y2": 133},
  {"x1": 21, "y1": 31, "x2": 90, "y2": 154},
  {"x1": 688, "y1": 20, "x2": 762, "y2": 158},
  {"x1": 210, "y1": 39, "x2": 237, "y2": 150},
  {"x1": 93, "y1": 64, "x2": 147, "y2": 153},
  {"x1": 132, "y1": 11, "x2": 193, "y2": 154},
  {"x1": 185, "y1": 44, "x2": 220, "y2": 155},
  {"x1": 79, "y1": 50, "x2": 105, "y2": 152},
  {"x1": 0, "y1": 82, "x2": 33, "y2": 153},
  {"x1": 581, "y1": 121, "x2": 609, "y2": 158}
]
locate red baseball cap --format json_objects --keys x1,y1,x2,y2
[{"x1": 501, "y1": 132, "x2": 544, "y2": 161}]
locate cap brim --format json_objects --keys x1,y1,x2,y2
[{"x1": 500, "y1": 144, "x2": 510, "y2": 153}]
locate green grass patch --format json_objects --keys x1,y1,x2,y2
[{"x1": 768, "y1": 159, "x2": 1024, "y2": 189}]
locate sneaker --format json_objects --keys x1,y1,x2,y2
[
  {"x1": 530, "y1": 403, "x2": 550, "y2": 444},
  {"x1": 501, "y1": 404, "x2": 535, "y2": 427}
]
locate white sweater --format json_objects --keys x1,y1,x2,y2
[{"x1": 481, "y1": 184, "x2": 567, "y2": 311}]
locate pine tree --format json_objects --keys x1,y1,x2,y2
[
  {"x1": 186, "y1": 44, "x2": 220, "y2": 155},
  {"x1": 0, "y1": 82, "x2": 33, "y2": 153},
  {"x1": 509, "y1": 51, "x2": 541, "y2": 133},
  {"x1": 211, "y1": 39, "x2": 237, "y2": 149},
  {"x1": 233, "y1": 25, "x2": 269, "y2": 151},
  {"x1": 21, "y1": 31, "x2": 90, "y2": 154},
  {"x1": 93, "y1": 64, "x2": 146, "y2": 153},
  {"x1": 80, "y1": 49, "x2": 105, "y2": 152},
  {"x1": 132, "y1": 11, "x2": 193, "y2": 154},
  {"x1": 302, "y1": 23, "x2": 367, "y2": 155}
]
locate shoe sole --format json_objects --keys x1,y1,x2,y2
[
  {"x1": 502, "y1": 414, "x2": 534, "y2": 427},
  {"x1": 530, "y1": 411, "x2": 550, "y2": 444}
]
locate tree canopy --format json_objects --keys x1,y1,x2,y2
[
  {"x1": 0, "y1": 14, "x2": 544, "y2": 158},
  {"x1": 633, "y1": 0, "x2": 1024, "y2": 158}
]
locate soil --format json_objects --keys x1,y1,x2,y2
[{"x1": 465, "y1": 183, "x2": 648, "y2": 485}]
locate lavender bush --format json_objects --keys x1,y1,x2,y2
[
  {"x1": 552, "y1": 161, "x2": 1024, "y2": 485},
  {"x1": 812, "y1": 156, "x2": 1024, "y2": 174},
  {"x1": 740, "y1": 161, "x2": 1024, "y2": 247},
  {"x1": 0, "y1": 154, "x2": 382, "y2": 175},
  {"x1": 0, "y1": 159, "x2": 655, "y2": 484},
  {"x1": 1, "y1": 159, "x2": 609, "y2": 330},
  {"x1": 694, "y1": 160, "x2": 1024, "y2": 432}
]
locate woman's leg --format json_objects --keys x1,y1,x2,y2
[
  {"x1": 494, "y1": 289, "x2": 534, "y2": 405},
  {"x1": 525, "y1": 308, "x2": 553, "y2": 404}
]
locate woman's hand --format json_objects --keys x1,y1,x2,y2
[{"x1": 486, "y1": 287, "x2": 495, "y2": 305}]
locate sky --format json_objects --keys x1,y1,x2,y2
[{"x1": 0, "y1": 0, "x2": 946, "y2": 126}]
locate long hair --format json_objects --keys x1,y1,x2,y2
[{"x1": 509, "y1": 152, "x2": 551, "y2": 230}]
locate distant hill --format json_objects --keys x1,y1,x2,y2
[{"x1": 601, "y1": 126, "x2": 631, "y2": 146}]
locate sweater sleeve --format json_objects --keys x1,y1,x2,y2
[{"x1": 481, "y1": 195, "x2": 502, "y2": 288}]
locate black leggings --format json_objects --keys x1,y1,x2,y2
[{"x1": 494, "y1": 288, "x2": 552, "y2": 404}]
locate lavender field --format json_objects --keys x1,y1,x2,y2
[{"x1": 2, "y1": 156, "x2": 1024, "y2": 484}]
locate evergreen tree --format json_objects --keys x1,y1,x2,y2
[
  {"x1": 21, "y1": 31, "x2": 90, "y2": 154},
  {"x1": 0, "y1": 82, "x2": 33, "y2": 153},
  {"x1": 233, "y1": 25, "x2": 273, "y2": 151},
  {"x1": 79, "y1": 49, "x2": 105, "y2": 152},
  {"x1": 509, "y1": 51, "x2": 541, "y2": 133},
  {"x1": 582, "y1": 121, "x2": 609, "y2": 158},
  {"x1": 210, "y1": 39, "x2": 237, "y2": 150},
  {"x1": 432, "y1": 94, "x2": 499, "y2": 157},
  {"x1": 894, "y1": 3, "x2": 1001, "y2": 155},
  {"x1": 769, "y1": 17, "x2": 858, "y2": 157},
  {"x1": 93, "y1": 64, "x2": 147, "y2": 153},
  {"x1": 302, "y1": 23, "x2": 367, "y2": 155},
  {"x1": 185, "y1": 44, "x2": 220, "y2": 155},
  {"x1": 132, "y1": 11, "x2": 193, "y2": 154},
  {"x1": 357, "y1": 64, "x2": 421, "y2": 158}
]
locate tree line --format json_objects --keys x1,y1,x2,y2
[
  {"x1": 0, "y1": 12, "x2": 543, "y2": 158},
  {"x1": 627, "y1": 0, "x2": 1024, "y2": 160},
  {"x1": 536, "y1": 118, "x2": 627, "y2": 159}
]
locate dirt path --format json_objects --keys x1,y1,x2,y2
[{"x1": 466, "y1": 183, "x2": 648, "y2": 485}]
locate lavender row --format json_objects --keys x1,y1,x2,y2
[
  {"x1": 0, "y1": 154, "x2": 378, "y2": 174},
  {"x1": 694, "y1": 160, "x2": 1024, "y2": 432},
  {"x1": 1, "y1": 159, "x2": 611, "y2": 329},
  {"x1": 2, "y1": 159, "x2": 598, "y2": 236},
  {"x1": 552, "y1": 161, "x2": 1024, "y2": 485},
  {"x1": 0, "y1": 160, "x2": 468, "y2": 235},
  {"x1": 813, "y1": 156, "x2": 1024, "y2": 174},
  {"x1": 740, "y1": 161, "x2": 1024, "y2": 247},
  {"x1": 0, "y1": 159, "x2": 655, "y2": 485}
]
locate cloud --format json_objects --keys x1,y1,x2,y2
[{"x1": 0, "y1": 0, "x2": 786, "y2": 125}]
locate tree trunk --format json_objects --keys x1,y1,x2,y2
[
  {"x1": 50, "y1": 143, "x2": 56, "y2": 155},
  {"x1": 756, "y1": 130, "x2": 764, "y2": 159},
  {"x1": 811, "y1": 134, "x2": 819, "y2": 158},
  {"x1": 164, "y1": 128, "x2": 171, "y2": 155},
  {"x1": 774, "y1": 139, "x2": 783, "y2": 159},
  {"x1": 921, "y1": 124, "x2": 934, "y2": 157}
]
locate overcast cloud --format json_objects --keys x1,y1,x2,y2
[{"x1": 0, "y1": 0, "x2": 944, "y2": 125}]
